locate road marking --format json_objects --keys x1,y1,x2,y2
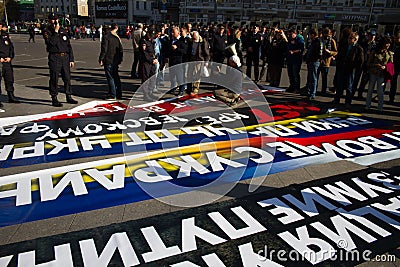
[
  {"x1": 15, "y1": 76, "x2": 47, "y2": 82},
  {"x1": 13, "y1": 57, "x2": 47, "y2": 63}
]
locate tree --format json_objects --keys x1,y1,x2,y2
[{"x1": 0, "y1": 0, "x2": 20, "y2": 22}]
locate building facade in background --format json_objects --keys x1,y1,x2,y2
[{"x1": 32, "y1": 0, "x2": 399, "y2": 31}]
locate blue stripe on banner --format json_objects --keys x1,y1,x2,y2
[{"x1": 0, "y1": 115, "x2": 394, "y2": 169}]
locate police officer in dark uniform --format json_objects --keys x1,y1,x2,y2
[
  {"x1": 139, "y1": 30, "x2": 158, "y2": 101},
  {"x1": 245, "y1": 25, "x2": 263, "y2": 82},
  {"x1": 0, "y1": 22, "x2": 20, "y2": 108},
  {"x1": 43, "y1": 14, "x2": 78, "y2": 107}
]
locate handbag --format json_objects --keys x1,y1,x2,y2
[{"x1": 384, "y1": 61, "x2": 395, "y2": 82}]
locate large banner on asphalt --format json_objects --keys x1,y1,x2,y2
[
  {"x1": 0, "y1": 167, "x2": 399, "y2": 266},
  {"x1": 1, "y1": 94, "x2": 400, "y2": 227}
]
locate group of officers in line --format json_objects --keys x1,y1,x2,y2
[{"x1": 0, "y1": 13, "x2": 78, "y2": 108}]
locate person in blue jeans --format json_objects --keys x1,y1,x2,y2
[
  {"x1": 99, "y1": 24, "x2": 123, "y2": 100},
  {"x1": 305, "y1": 28, "x2": 323, "y2": 100},
  {"x1": 286, "y1": 28, "x2": 304, "y2": 93}
]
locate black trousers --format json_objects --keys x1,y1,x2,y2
[
  {"x1": 0, "y1": 62, "x2": 15, "y2": 94},
  {"x1": 246, "y1": 53, "x2": 260, "y2": 81},
  {"x1": 48, "y1": 54, "x2": 72, "y2": 97},
  {"x1": 131, "y1": 51, "x2": 140, "y2": 76}
]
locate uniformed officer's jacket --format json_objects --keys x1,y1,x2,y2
[
  {"x1": 99, "y1": 32, "x2": 123, "y2": 65},
  {"x1": 245, "y1": 32, "x2": 262, "y2": 56},
  {"x1": 0, "y1": 32, "x2": 14, "y2": 59},
  {"x1": 43, "y1": 26, "x2": 74, "y2": 62}
]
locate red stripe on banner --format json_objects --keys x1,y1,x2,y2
[{"x1": 279, "y1": 128, "x2": 393, "y2": 146}]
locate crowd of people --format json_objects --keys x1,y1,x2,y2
[
  {"x1": 0, "y1": 16, "x2": 399, "y2": 112},
  {"x1": 120, "y1": 22, "x2": 398, "y2": 112}
]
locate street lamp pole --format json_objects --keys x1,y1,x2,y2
[
  {"x1": 368, "y1": 0, "x2": 374, "y2": 25},
  {"x1": 4, "y1": 0, "x2": 9, "y2": 32},
  {"x1": 214, "y1": 0, "x2": 217, "y2": 22}
]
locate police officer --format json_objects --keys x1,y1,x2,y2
[
  {"x1": 0, "y1": 22, "x2": 20, "y2": 108},
  {"x1": 245, "y1": 25, "x2": 263, "y2": 82},
  {"x1": 43, "y1": 14, "x2": 78, "y2": 107}
]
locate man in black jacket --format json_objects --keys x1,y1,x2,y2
[
  {"x1": 333, "y1": 32, "x2": 364, "y2": 109},
  {"x1": 99, "y1": 23, "x2": 123, "y2": 100},
  {"x1": 212, "y1": 25, "x2": 227, "y2": 64},
  {"x1": 43, "y1": 13, "x2": 78, "y2": 107},
  {"x1": 0, "y1": 22, "x2": 20, "y2": 108},
  {"x1": 168, "y1": 26, "x2": 188, "y2": 96},
  {"x1": 245, "y1": 25, "x2": 262, "y2": 82}
]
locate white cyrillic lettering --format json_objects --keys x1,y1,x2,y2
[
  {"x1": 47, "y1": 139, "x2": 79, "y2": 155},
  {"x1": 146, "y1": 129, "x2": 179, "y2": 143},
  {"x1": 283, "y1": 188, "x2": 337, "y2": 217},
  {"x1": 267, "y1": 142, "x2": 307, "y2": 158},
  {"x1": 134, "y1": 160, "x2": 173, "y2": 182},
  {"x1": 278, "y1": 226, "x2": 334, "y2": 265},
  {"x1": 84, "y1": 164, "x2": 126, "y2": 190},
  {"x1": 311, "y1": 215, "x2": 377, "y2": 251},
  {"x1": 208, "y1": 206, "x2": 267, "y2": 239},
  {"x1": 311, "y1": 181, "x2": 368, "y2": 206},
  {"x1": 58, "y1": 127, "x2": 84, "y2": 138},
  {"x1": 182, "y1": 126, "x2": 215, "y2": 137},
  {"x1": 160, "y1": 156, "x2": 210, "y2": 178},
  {"x1": 206, "y1": 151, "x2": 245, "y2": 172},
  {"x1": 202, "y1": 253, "x2": 227, "y2": 267},
  {"x1": 80, "y1": 232, "x2": 140, "y2": 267},
  {"x1": 80, "y1": 135, "x2": 111, "y2": 151},
  {"x1": 0, "y1": 177, "x2": 32, "y2": 206},
  {"x1": 125, "y1": 132, "x2": 152, "y2": 146},
  {"x1": 141, "y1": 226, "x2": 181, "y2": 262},
  {"x1": 18, "y1": 244, "x2": 73, "y2": 267},
  {"x1": 181, "y1": 217, "x2": 226, "y2": 253},
  {"x1": 0, "y1": 144, "x2": 13, "y2": 160},
  {"x1": 39, "y1": 171, "x2": 88, "y2": 202},
  {"x1": 258, "y1": 197, "x2": 304, "y2": 224},
  {"x1": 235, "y1": 147, "x2": 274, "y2": 164},
  {"x1": 353, "y1": 177, "x2": 393, "y2": 198},
  {"x1": 13, "y1": 142, "x2": 44, "y2": 159}
]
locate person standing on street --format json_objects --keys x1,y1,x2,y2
[
  {"x1": 168, "y1": 26, "x2": 188, "y2": 96},
  {"x1": 286, "y1": 27, "x2": 305, "y2": 93},
  {"x1": 131, "y1": 23, "x2": 143, "y2": 79},
  {"x1": 0, "y1": 22, "x2": 20, "y2": 108},
  {"x1": 139, "y1": 31, "x2": 158, "y2": 101},
  {"x1": 333, "y1": 31, "x2": 363, "y2": 110},
  {"x1": 305, "y1": 28, "x2": 323, "y2": 100},
  {"x1": 318, "y1": 28, "x2": 337, "y2": 96},
  {"x1": 99, "y1": 23, "x2": 123, "y2": 100},
  {"x1": 212, "y1": 25, "x2": 227, "y2": 64},
  {"x1": 28, "y1": 25, "x2": 35, "y2": 43},
  {"x1": 245, "y1": 25, "x2": 262, "y2": 82},
  {"x1": 43, "y1": 13, "x2": 78, "y2": 107}
]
